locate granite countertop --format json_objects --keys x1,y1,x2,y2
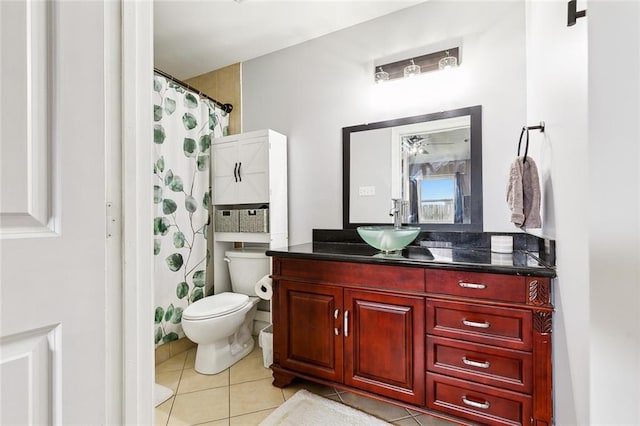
[{"x1": 266, "y1": 230, "x2": 557, "y2": 278}]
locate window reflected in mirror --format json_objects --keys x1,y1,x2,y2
[{"x1": 398, "y1": 115, "x2": 471, "y2": 225}]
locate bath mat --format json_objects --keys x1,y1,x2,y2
[
  {"x1": 154, "y1": 383, "x2": 173, "y2": 407},
  {"x1": 259, "y1": 389, "x2": 391, "y2": 426}
]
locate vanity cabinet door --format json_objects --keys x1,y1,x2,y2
[
  {"x1": 278, "y1": 280, "x2": 344, "y2": 383},
  {"x1": 344, "y1": 289, "x2": 425, "y2": 405}
]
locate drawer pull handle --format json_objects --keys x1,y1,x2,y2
[
  {"x1": 462, "y1": 357, "x2": 491, "y2": 369},
  {"x1": 462, "y1": 319, "x2": 491, "y2": 329},
  {"x1": 462, "y1": 396, "x2": 490, "y2": 410},
  {"x1": 458, "y1": 281, "x2": 486, "y2": 289}
]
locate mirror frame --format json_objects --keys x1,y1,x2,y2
[{"x1": 343, "y1": 105, "x2": 483, "y2": 231}]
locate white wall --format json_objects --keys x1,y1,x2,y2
[
  {"x1": 243, "y1": 1, "x2": 528, "y2": 245},
  {"x1": 588, "y1": 2, "x2": 640, "y2": 424},
  {"x1": 527, "y1": 2, "x2": 640, "y2": 424},
  {"x1": 525, "y1": 1, "x2": 589, "y2": 424}
]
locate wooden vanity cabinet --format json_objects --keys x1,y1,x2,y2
[
  {"x1": 270, "y1": 256, "x2": 553, "y2": 426},
  {"x1": 272, "y1": 258, "x2": 425, "y2": 405}
]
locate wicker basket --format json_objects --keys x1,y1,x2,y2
[
  {"x1": 214, "y1": 209, "x2": 239, "y2": 232},
  {"x1": 239, "y1": 208, "x2": 269, "y2": 233}
]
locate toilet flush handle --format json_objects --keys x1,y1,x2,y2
[{"x1": 224, "y1": 257, "x2": 231, "y2": 263}]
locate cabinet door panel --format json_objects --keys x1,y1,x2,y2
[
  {"x1": 213, "y1": 142, "x2": 240, "y2": 205},
  {"x1": 279, "y1": 280, "x2": 343, "y2": 382},
  {"x1": 237, "y1": 137, "x2": 269, "y2": 203},
  {"x1": 345, "y1": 289, "x2": 425, "y2": 405}
]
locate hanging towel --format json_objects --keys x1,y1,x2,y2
[{"x1": 506, "y1": 157, "x2": 541, "y2": 229}]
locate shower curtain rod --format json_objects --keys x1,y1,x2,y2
[{"x1": 154, "y1": 67, "x2": 233, "y2": 113}]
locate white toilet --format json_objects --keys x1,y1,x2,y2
[{"x1": 181, "y1": 248, "x2": 269, "y2": 375}]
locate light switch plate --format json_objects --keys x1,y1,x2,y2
[{"x1": 358, "y1": 186, "x2": 376, "y2": 196}]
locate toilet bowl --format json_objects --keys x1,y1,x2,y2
[{"x1": 181, "y1": 248, "x2": 269, "y2": 375}]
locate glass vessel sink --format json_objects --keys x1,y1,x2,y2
[{"x1": 356, "y1": 226, "x2": 421, "y2": 253}]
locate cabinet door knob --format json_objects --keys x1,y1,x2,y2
[
  {"x1": 334, "y1": 309, "x2": 340, "y2": 319},
  {"x1": 461, "y1": 396, "x2": 490, "y2": 410},
  {"x1": 344, "y1": 310, "x2": 349, "y2": 337},
  {"x1": 462, "y1": 319, "x2": 491, "y2": 329}
]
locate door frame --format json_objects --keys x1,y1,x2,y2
[{"x1": 119, "y1": 1, "x2": 154, "y2": 424}]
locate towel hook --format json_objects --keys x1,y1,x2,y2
[{"x1": 526, "y1": 122, "x2": 545, "y2": 133}]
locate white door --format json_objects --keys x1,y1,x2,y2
[{"x1": 0, "y1": 1, "x2": 137, "y2": 424}]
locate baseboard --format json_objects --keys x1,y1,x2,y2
[{"x1": 155, "y1": 337, "x2": 196, "y2": 365}]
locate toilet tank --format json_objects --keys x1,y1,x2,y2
[{"x1": 224, "y1": 248, "x2": 270, "y2": 295}]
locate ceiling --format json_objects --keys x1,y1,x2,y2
[{"x1": 154, "y1": 0, "x2": 423, "y2": 80}]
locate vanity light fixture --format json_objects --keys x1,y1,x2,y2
[
  {"x1": 374, "y1": 67, "x2": 390, "y2": 84},
  {"x1": 373, "y1": 47, "x2": 459, "y2": 83},
  {"x1": 403, "y1": 59, "x2": 421, "y2": 78},
  {"x1": 438, "y1": 50, "x2": 458, "y2": 70}
]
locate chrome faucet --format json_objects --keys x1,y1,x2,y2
[{"x1": 389, "y1": 198, "x2": 403, "y2": 229}]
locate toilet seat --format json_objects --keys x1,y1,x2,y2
[{"x1": 183, "y1": 292, "x2": 250, "y2": 321}]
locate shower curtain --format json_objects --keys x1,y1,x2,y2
[{"x1": 153, "y1": 75, "x2": 229, "y2": 346}]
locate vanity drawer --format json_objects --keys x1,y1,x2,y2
[
  {"x1": 427, "y1": 336, "x2": 532, "y2": 394},
  {"x1": 426, "y1": 269, "x2": 526, "y2": 303},
  {"x1": 426, "y1": 300, "x2": 532, "y2": 351},
  {"x1": 426, "y1": 373, "x2": 532, "y2": 426},
  {"x1": 276, "y1": 258, "x2": 425, "y2": 292}
]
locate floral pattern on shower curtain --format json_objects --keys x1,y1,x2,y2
[{"x1": 152, "y1": 75, "x2": 229, "y2": 346}]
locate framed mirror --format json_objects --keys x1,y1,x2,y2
[{"x1": 343, "y1": 105, "x2": 482, "y2": 231}]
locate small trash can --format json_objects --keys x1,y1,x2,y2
[{"x1": 258, "y1": 324, "x2": 273, "y2": 369}]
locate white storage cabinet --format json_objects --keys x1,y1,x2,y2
[{"x1": 211, "y1": 129, "x2": 288, "y2": 301}]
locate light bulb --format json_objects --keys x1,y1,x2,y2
[
  {"x1": 403, "y1": 59, "x2": 421, "y2": 78},
  {"x1": 374, "y1": 67, "x2": 389, "y2": 84},
  {"x1": 438, "y1": 51, "x2": 458, "y2": 70}
]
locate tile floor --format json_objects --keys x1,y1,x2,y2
[{"x1": 155, "y1": 338, "x2": 457, "y2": 426}]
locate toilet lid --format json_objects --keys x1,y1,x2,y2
[{"x1": 182, "y1": 292, "x2": 250, "y2": 320}]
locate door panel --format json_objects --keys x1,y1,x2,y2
[
  {"x1": 344, "y1": 289, "x2": 425, "y2": 405},
  {"x1": 0, "y1": 325, "x2": 61, "y2": 425},
  {"x1": 237, "y1": 137, "x2": 268, "y2": 174},
  {"x1": 0, "y1": 0, "x2": 55, "y2": 237},
  {"x1": 1, "y1": 1, "x2": 115, "y2": 423},
  {"x1": 279, "y1": 280, "x2": 343, "y2": 382},
  {"x1": 213, "y1": 142, "x2": 240, "y2": 204},
  {"x1": 237, "y1": 137, "x2": 269, "y2": 203}
]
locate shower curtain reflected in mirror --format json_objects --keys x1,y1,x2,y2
[{"x1": 152, "y1": 74, "x2": 229, "y2": 347}]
